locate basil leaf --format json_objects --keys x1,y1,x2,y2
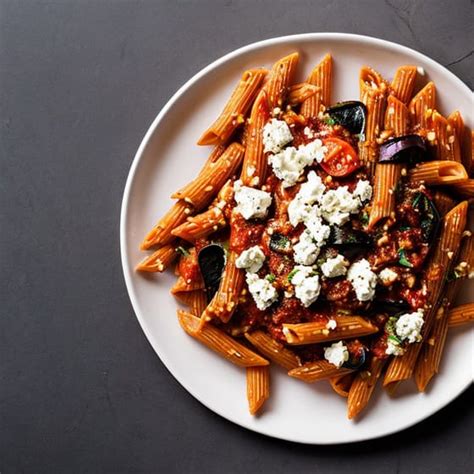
[{"x1": 398, "y1": 248, "x2": 413, "y2": 268}]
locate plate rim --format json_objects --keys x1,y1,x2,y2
[{"x1": 120, "y1": 32, "x2": 472, "y2": 445}]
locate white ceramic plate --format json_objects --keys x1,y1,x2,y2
[{"x1": 121, "y1": 33, "x2": 473, "y2": 444}]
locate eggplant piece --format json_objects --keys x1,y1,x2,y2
[
  {"x1": 343, "y1": 347, "x2": 366, "y2": 370},
  {"x1": 328, "y1": 226, "x2": 371, "y2": 259},
  {"x1": 379, "y1": 135, "x2": 426, "y2": 163},
  {"x1": 326, "y1": 101, "x2": 366, "y2": 135},
  {"x1": 269, "y1": 233, "x2": 292, "y2": 255},
  {"x1": 198, "y1": 244, "x2": 226, "y2": 302},
  {"x1": 412, "y1": 192, "x2": 440, "y2": 241},
  {"x1": 374, "y1": 299, "x2": 410, "y2": 315}
]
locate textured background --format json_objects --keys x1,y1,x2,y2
[{"x1": 1, "y1": 1, "x2": 472, "y2": 473}]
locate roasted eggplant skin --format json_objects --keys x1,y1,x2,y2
[
  {"x1": 326, "y1": 101, "x2": 367, "y2": 135},
  {"x1": 379, "y1": 135, "x2": 426, "y2": 163},
  {"x1": 198, "y1": 244, "x2": 226, "y2": 302}
]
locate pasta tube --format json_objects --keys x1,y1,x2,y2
[{"x1": 246, "y1": 366, "x2": 270, "y2": 415}]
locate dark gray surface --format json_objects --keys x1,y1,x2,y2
[{"x1": 1, "y1": 1, "x2": 472, "y2": 473}]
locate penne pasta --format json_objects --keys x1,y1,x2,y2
[
  {"x1": 408, "y1": 81, "x2": 435, "y2": 129},
  {"x1": 390, "y1": 65, "x2": 417, "y2": 104},
  {"x1": 383, "y1": 201, "x2": 468, "y2": 391},
  {"x1": 425, "y1": 110, "x2": 458, "y2": 161},
  {"x1": 329, "y1": 373, "x2": 356, "y2": 398},
  {"x1": 384, "y1": 95, "x2": 409, "y2": 136},
  {"x1": 451, "y1": 179, "x2": 474, "y2": 199},
  {"x1": 287, "y1": 82, "x2": 319, "y2": 106},
  {"x1": 300, "y1": 53, "x2": 332, "y2": 118},
  {"x1": 447, "y1": 111, "x2": 464, "y2": 163},
  {"x1": 245, "y1": 330, "x2": 301, "y2": 370},
  {"x1": 409, "y1": 160, "x2": 468, "y2": 185},
  {"x1": 201, "y1": 250, "x2": 245, "y2": 323},
  {"x1": 448, "y1": 303, "x2": 474, "y2": 328},
  {"x1": 177, "y1": 310, "x2": 269, "y2": 367},
  {"x1": 414, "y1": 233, "x2": 472, "y2": 391},
  {"x1": 359, "y1": 66, "x2": 388, "y2": 174},
  {"x1": 171, "y1": 275, "x2": 205, "y2": 294},
  {"x1": 198, "y1": 68, "x2": 267, "y2": 146},
  {"x1": 172, "y1": 205, "x2": 226, "y2": 242},
  {"x1": 171, "y1": 142, "x2": 244, "y2": 210},
  {"x1": 136, "y1": 243, "x2": 178, "y2": 273},
  {"x1": 189, "y1": 290, "x2": 208, "y2": 317},
  {"x1": 140, "y1": 201, "x2": 193, "y2": 250},
  {"x1": 347, "y1": 357, "x2": 386, "y2": 419},
  {"x1": 246, "y1": 366, "x2": 270, "y2": 415},
  {"x1": 288, "y1": 360, "x2": 354, "y2": 383},
  {"x1": 282, "y1": 316, "x2": 378, "y2": 345}
]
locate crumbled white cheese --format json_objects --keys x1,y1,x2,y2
[
  {"x1": 287, "y1": 171, "x2": 326, "y2": 226},
  {"x1": 320, "y1": 185, "x2": 361, "y2": 226},
  {"x1": 321, "y1": 254, "x2": 349, "y2": 278},
  {"x1": 385, "y1": 339, "x2": 406, "y2": 356},
  {"x1": 417, "y1": 66, "x2": 425, "y2": 76},
  {"x1": 303, "y1": 126, "x2": 314, "y2": 139},
  {"x1": 378, "y1": 267, "x2": 398, "y2": 285},
  {"x1": 291, "y1": 265, "x2": 321, "y2": 307},
  {"x1": 347, "y1": 258, "x2": 378, "y2": 301},
  {"x1": 353, "y1": 180, "x2": 373, "y2": 203},
  {"x1": 326, "y1": 319, "x2": 337, "y2": 330},
  {"x1": 262, "y1": 119, "x2": 293, "y2": 153},
  {"x1": 268, "y1": 139, "x2": 327, "y2": 188},
  {"x1": 293, "y1": 229, "x2": 321, "y2": 265},
  {"x1": 246, "y1": 273, "x2": 278, "y2": 310},
  {"x1": 234, "y1": 181, "x2": 272, "y2": 220},
  {"x1": 324, "y1": 341, "x2": 349, "y2": 368},
  {"x1": 235, "y1": 245, "x2": 265, "y2": 273},
  {"x1": 395, "y1": 310, "x2": 424, "y2": 343}
]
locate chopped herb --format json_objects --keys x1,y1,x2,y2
[
  {"x1": 388, "y1": 334, "x2": 402, "y2": 345},
  {"x1": 322, "y1": 115, "x2": 336, "y2": 126},
  {"x1": 270, "y1": 233, "x2": 291, "y2": 253},
  {"x1": 287, "y1": 268, "x2": 299, "y2": 282},
  {"x1": 176, "y1": 246, "x2": 190, "y2": 257},
  {"x1": 399, "y1": 225, "x2": 411, "y2": 231},
  {"x1": 412, "y1": 192, "x2": 423, "y2": 208},
  {"x1": 398, "y1": 248, "x2": 413, "y2": 268},
  {"x1": 266, "y1": 274, "x2": 276, "y2": 283},
  {"x1": 359, "y1": 212, "x2": 369, "y2": 226}
]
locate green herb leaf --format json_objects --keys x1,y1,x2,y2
[
  {"x1": 176, "y1": 246, "x2": 190, "y2": 257},
  {"x1": 359, "y1": 212, "x2": 369, "y2": 226},
  {"x1": 287, "y1": 268, "x2": 299, "y2": 282},
  {"x1": 398, "y1": 248, "x2": 413, "y2": 268},
  {"x1": 322, "y1": 115, "x2": 336, "y2": 126},
  {"x1": 266, "y1": 274, "x2": 276, "y2": 283},
  {"x1": 388, "y1": 334, "x2": 402, "y2": 345}
]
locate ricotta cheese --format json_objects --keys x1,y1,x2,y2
[
  {"x1": 353, "y1": 179, "x2": 373, "y2": 203},
  {"x1": 246, "y1": 273, "x2": 278, "y2": 310},
  {"x1": 235, "y1": 245, "x2": 265, "y2": 273},
  {"x1": 234, "y1": 181, "x2": 272, "y2": 220},
  {"x1": 395, "y1": 310, "x2": 424, "y2": 343},
  {"x1": 385, "y1": 339, "x2": 406, "y2": 356},
  {"x1": 320, "y1": 185, "x2": 361, "y2": 226},
  {"x1": 347, "y1": 258, "x2": 378, "y2": 301},
  {"x1": 293, "y1": 230, "x2": 321, "y2": 265},
  {"x1": 321, "y1": 254, "x2": 349, "y2": 278},
  {"x1": 291, "y1": 265, "x2": 321, "y2": 307},
  {"x1": 378, "y1": 267, "x2": 398, "y2": 286},
  {"x1": 324, "y1": 341, "x2": 349, "y2": 368},
  {"x1": 262, "y1": 119, "x2": 293, "y2": 153}
]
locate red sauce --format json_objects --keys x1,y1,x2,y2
[
  {"x1": 178, "y1": 248, "x2": 203, "y2": 284},
  {"x1": 229, "y1": 214, "x2": 265, "y2": 253}
]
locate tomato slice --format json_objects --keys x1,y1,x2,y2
[{"x1": 320, "y1": 137, "x2": 361, "y2": 177}]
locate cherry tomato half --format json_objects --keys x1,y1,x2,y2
[{"x1": 320, "y1": 137, "x2": 361, "y2": 177}]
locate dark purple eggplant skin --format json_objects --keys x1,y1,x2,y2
[
  {"x1": 343, "y1": 347, "x2": 366, "y2": 370},
  {"x1": 198, "y1": 244, "x2": 226, "y2": 302},
  {"x1": 379, "y1": 135, "x2": 426, "y2": 163},
  {"x1": 326, "y1": 101, "x2": 367, "y2": 135}
]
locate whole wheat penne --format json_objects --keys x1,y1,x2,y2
[
  {"x1": 409, "y1": 81, "x2": 435, "y2": 129},
  {"x1": 447, "y1": 111, "x2": 463, "y2": 163},
  {"x1": 199, "y1": 144, "x2": 227, "y2": 175},
  {"x1": 172, "y1": 206, "x2": 226, "y2": 242},
  {"x1": 282, "y1": 316, "x2": 379, "y2": 345},
  {"x1": 452, "y1": 179, "x2": 474, "y2": 199},
  {"x1": 415, "y1": 234, "x2": 471, "y2": 391},
  {"x1": 300, "y1": 53, "x2": 332, "y2": 117},
  {"x1": 140, "y1": 201, "x2": 193, "y2": 250},
  {"x1": 201, "y1": 250, "x2": 244, "y2": 323},
  {"x1": 347, "y1": 356, "x2": 386, "y2": 419},
  {"x1": 136, "y1": 243, "x2": 178, "y2": 273},
  {"x1": 432, "y1": 190, "x2": 457, "y2": 217},
  {"x1": 289, "y1": 360, "x2": 354, "y2": 383},
  {"x1": 245, "y1": 330, "x2": 301, "y2": 370},
  {"x1": 177, "y1": 310, "x2": 269, "y2": 367},
  {"x1": 171, "y1": 275, "x2": 205, "y2": 294},
  {"x1": 189, "y1": 290, "x2": 208, "y2": 317},
  {"x1": 383, "y1": 201, "x2": 468, "y2": 391},
  {"x1": 448, "y1": 303, "x2": 474, "y2": 328},
  {"x1": 246, "y1": 366, "x2": 270, "y2": 415},
  {"x1": 329, "y1": 373, "x2": 356, "y2": 398},
  {"x1": 384, "y1": 95, "x2": 409, "y2": 136},
  {"x1": 173, "y1": 288, "x2": 205, "y2": 312},
  {"x1": 263, "y1": 52, "x2": 299, "y2": 111},
  {"x1": 359, "y1": 66, "x2": 388, "y2": 173},
  {"x1": 425, "y1": 110, "x2": 457, "y2": 161},
  {"x1": 409, "y1": 160, "x2": 468, "y2": 185},
  {"x1": 172, "y1": 142, "x2": 244, "y2": 209},
  {"x1": 390, "y1": 65, "x2": 417, "y2": 104},
  {"x1": 287, "y1": 82, "x2": 319, "y2": 106},
  {"x1": 198, "y1": 68, "x2": 268, "y2": 146}
]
